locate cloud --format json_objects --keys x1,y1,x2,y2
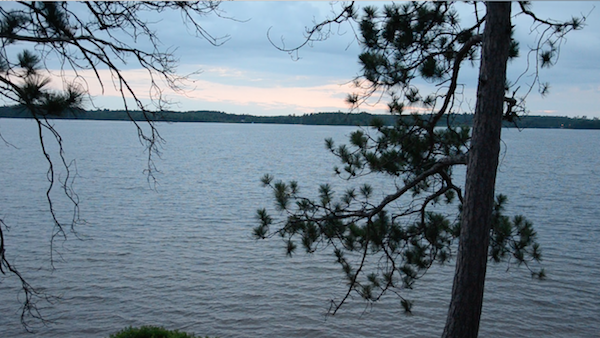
[
  {"x1": 16, "y1": 1, "x2": 599, "y2": 118},
  {"x1": 45, "y1": 66, "x2": 389, "y2": 115},
  {"x1": 185, "y1": 79, "x2": 357, "y2": 112}
]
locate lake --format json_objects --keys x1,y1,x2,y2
[{"x1": 1, "y1": 119, "x2": 599, "y2": 337}]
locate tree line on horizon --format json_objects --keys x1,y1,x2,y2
[{"x1": 1, "y1": 105, "x2": 599, "y2": 129}]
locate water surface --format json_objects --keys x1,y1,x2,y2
[{"x1": 1, "y1": 120, "x2": 599, "y2": 337}]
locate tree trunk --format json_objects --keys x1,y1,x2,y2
[{"x1": 441, "y1": 3, "x2": 512, "y2": 338}]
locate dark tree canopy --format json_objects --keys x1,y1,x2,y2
[
  {"x1": 0, "y1": 1, "x2": 225, "y2": 329},
  {"x1": 257, "y1": 2, "x2": 584, "y2": 337}
]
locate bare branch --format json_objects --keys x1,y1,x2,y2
[
  {"x1": 267, "y1": 1, "x2": 357, "y2": 60},
  {"x1": 0, "y1": 1, "x2": 226, "y2": 326}
]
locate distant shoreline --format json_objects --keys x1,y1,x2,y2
[{"x1": 2, "y1": 106, "x2": 599, "y2": 129}]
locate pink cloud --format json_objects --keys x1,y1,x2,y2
[{"x1": 46, "y1": 67, "x2": 390, "y2": 114}]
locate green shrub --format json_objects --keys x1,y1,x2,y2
[{"x1": 108, "y1": 325, "x2": 214, "y2": 338}]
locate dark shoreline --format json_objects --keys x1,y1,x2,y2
[{"x1": 2, "y1": 106, "x2": 599, "y2": 129}]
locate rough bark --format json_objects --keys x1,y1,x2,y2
[{"x1": 442, "y1": 3, "x2": 512, "y2": 338}]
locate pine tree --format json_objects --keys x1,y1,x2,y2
[{"x1": 257, "y1": 2, "x2": 584, "y2": 336}]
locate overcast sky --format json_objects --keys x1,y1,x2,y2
[{"x1": 37, "y1": 1, "x2": 600, "y2": 117}]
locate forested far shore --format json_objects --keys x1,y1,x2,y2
[{"x1": 1, "y1": 106, "x2": 600, "y2": 129}]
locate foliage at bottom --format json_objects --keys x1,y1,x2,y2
[{"x1": 108, "y1": 325, "x2": 215, "y2": 338}]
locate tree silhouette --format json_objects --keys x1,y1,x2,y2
[
  {"x1": 0, "y1": 1, "x2": 226, "y2": 329},
  {"x1": 257, "y1": 2, "x2": 585, "y2": 337}
]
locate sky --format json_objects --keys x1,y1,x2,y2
[{"x1": 8, "y1": 1, "x2": 600, "y2": 118}]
